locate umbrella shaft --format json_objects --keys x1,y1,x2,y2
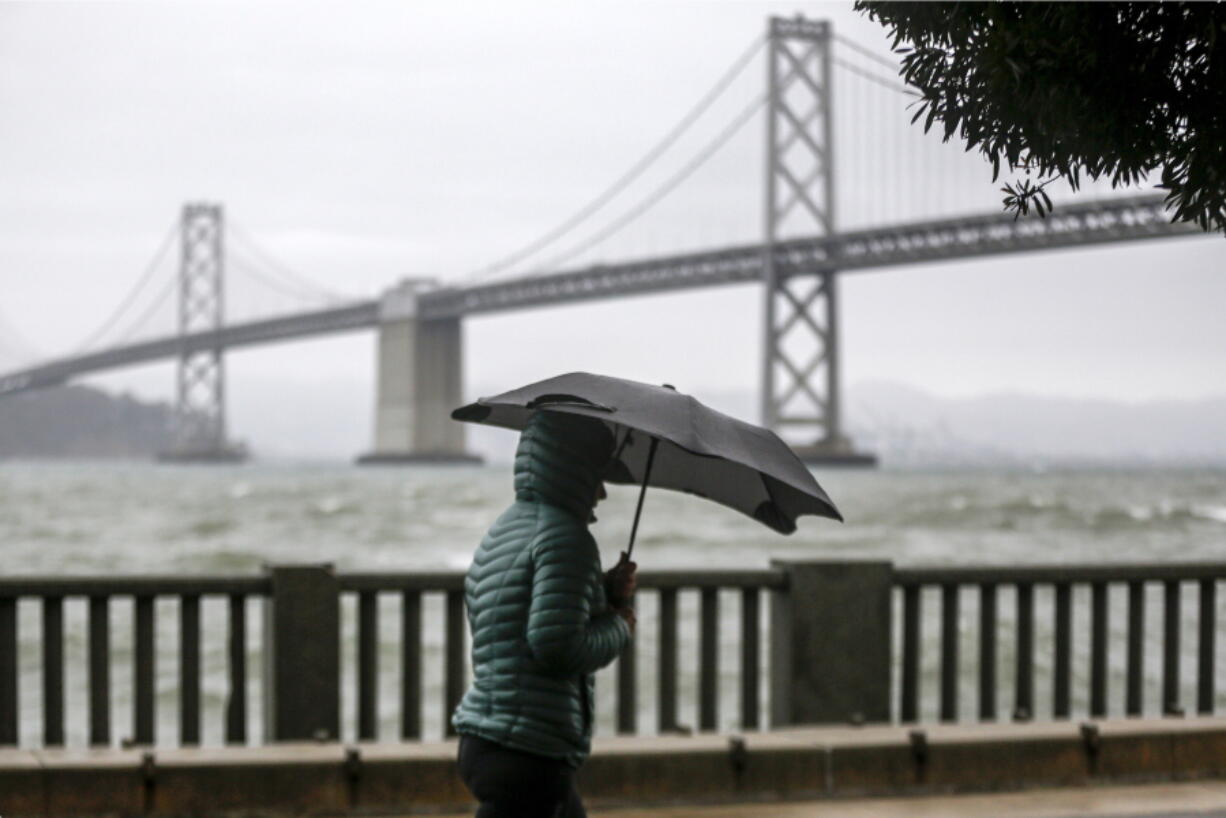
[{"x1": 626, "y1": 436, "x2": 660, "y2": 561}]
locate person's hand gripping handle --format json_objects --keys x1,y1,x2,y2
[{"x1": 606, "y1": 550, "x2": 638, "y2": 633}]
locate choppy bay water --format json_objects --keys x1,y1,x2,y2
[{"x1": 3, "y1": 461, "x2": 1226, "y2": 747}]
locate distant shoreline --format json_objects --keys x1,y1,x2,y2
[{"x1": 3, "y1": 381, "x2": 1226, "y2": 466}]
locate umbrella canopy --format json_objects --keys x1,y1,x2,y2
[{"x1": 451, "y1": 372, "x2": 843, "y2": 536}]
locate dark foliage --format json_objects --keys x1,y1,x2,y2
[{"x1": 855, "y1": 2, "x2": 1226, "y2": 235}]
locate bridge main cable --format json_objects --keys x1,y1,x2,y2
[
  {"x1": 228, "y1": 220, "x2": 358, "y2": 304},
  {"x1": 467, "y1": 32, "x2": 766, "y2": 283},
  {"x1": 71, "y1": 219, "x2": 179, "y2": 354},
  {"x1": 533, "y1": 92, "x2": 767, "y2": 274}
]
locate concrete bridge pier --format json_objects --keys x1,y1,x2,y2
[{"x1": 357, "y1": 280, "x2": 481, "y2": 464}]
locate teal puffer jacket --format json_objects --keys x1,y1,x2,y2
[{"x1": 451, "y1": 410, "x2": 629, "y2": 768}]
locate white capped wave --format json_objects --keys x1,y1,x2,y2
[
  {"x1": 314, "y1": 496, "x2": 350, "y2": 515},
  {"x1": 1191, "y1": 504, "x2": 1226, "y2": 524}
]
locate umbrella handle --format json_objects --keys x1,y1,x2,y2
[{"x1": 625, "y1": 436, "x2": 660, "y2": 562}]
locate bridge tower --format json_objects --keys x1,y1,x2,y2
[
  {"x1": 159, "y1": 203, "x2": 246, "y2": 462},
  {"x1": 761, "y1": 17, "x2": 875, "y2": 466}
]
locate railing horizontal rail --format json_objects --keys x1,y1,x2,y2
[
  {"x1": 0, "y1": 576, "x2": 271, "y2": 597},
  {"x1": 337, "y1": 573, "x2": 465, "y2": 593},
  {"x1": 337, "y1": 568, "x2": 786, "y2": 592},
  {"x1": 638, "y1": 569, "x2": 786, "y2": 590},
  {"x1": 12, "y1": 565, "x2": 1219, "y2": 596},
  {"x1": 894, "y1": 562, "x2": 1226, "y2": 587}
]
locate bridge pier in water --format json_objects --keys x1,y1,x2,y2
[{"x1": 357, "y1": 280, "x2": 481, "y2": 464}]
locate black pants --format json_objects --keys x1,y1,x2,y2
[{"x1": 457, "y1": 734, "x2": 586, "y2": 818}]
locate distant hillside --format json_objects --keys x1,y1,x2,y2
[
  {"x1": 0, "y1": 385, "x2": 173, "y2": 458},
  {"x1": 847, "y1": 381, "x2": 1226, "y2": 468}
]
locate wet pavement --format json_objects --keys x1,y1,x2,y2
[{"x1": 434, "y1": 780, "x2": 1226, "y2": 817}]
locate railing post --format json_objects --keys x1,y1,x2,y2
[
  {"x1": 770, "y1": 560, "x2": 893, "y2": 725},
  {"x1": 263, "y1": 563, "x2": 340, "y2": 742}
]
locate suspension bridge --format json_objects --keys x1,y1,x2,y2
[{"x1": 0, "y1": 16, "x2": 1207, "y2": 464}]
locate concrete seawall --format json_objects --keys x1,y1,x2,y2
[{"x1": 5, "y1": 718, "x2": 1226, "y2": 816}]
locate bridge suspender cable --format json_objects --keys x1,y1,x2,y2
[
  {"x1": 466, "y1": 33, "x2": 767, "y2": 283},
  {"x1": 72, "y1": 220, "x2": 179, "y2": 353}
]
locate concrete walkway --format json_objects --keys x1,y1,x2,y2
[{"x1": 435, "y1": 780, "x2": 1226, "y2": 817}]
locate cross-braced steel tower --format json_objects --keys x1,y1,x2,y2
[
  {"x1": 761, "y1": 17, "x2": 874, "y2": 465},
  {"x1": 161, "y1": 203, "x2": 244, "y2": 461}
]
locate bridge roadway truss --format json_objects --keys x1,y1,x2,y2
[
  {"x1": 0, "y1": 192, "x2": 1198, "y2": 404},
  {"x1": 0, "y1": 193, "x2": 1202, "y2": 402},
  {"x1": 0, "y1": 302, "x2": 379, "y2": 398},
  {"x1": 417, "y1": 193, "x2": 1199, "y2": 318}
]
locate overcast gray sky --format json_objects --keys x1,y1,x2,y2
[{"x1": 2, "y1": 1, "x2": 1223, "y2": 455}]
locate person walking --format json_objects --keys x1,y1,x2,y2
[{"x1": 452, "y1": 409, "x2": 637, "y2": 818}]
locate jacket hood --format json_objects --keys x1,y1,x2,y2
[{"x1": 514, "y1": 410, "x2": 615, "y2": 520}]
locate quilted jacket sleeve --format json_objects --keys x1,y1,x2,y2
[{"x1": 526, "y1": 528, "x2": 630, "y2": 677}]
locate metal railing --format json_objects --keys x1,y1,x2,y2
[
  {"x1": 895, "y1": 563, "x2": 1224, "y2": 724},
  {"x1": 0, "y1": 566, "x2": 784, "y2": 748},
  {"x1": 0, "y1": 575, "x2": 268, "y2": 747},
  {"x1": 337, "y1": 571, "x2": 466, "y2": 741},
  {"x1": 3, "y1": 560, "x2": 1224, "y2": 749},
  {"x1": 632, "y1": 569, "x2": 783, "y2": 734},
  {"x1": 336, "y1": 569, "x2": 784, "y2": 741}
]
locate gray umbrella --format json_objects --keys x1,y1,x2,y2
[{"x1": 451, "y1": 372, "x2": 842, "y2": 557}]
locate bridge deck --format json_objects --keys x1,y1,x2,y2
[
  {"x1": 421, "y1": 193, "x2": 1196, "y2": 319},
  {"x1": 0, "y1": 193, "x2": 1204, "y2": 398}
]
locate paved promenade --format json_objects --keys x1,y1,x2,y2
[
  {"x1": 436, "y1": 780, "x2": 1226, "y2": 817},
  {"x1": 8, "y1": 719, "x2": 1226, "y2": 816}
]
